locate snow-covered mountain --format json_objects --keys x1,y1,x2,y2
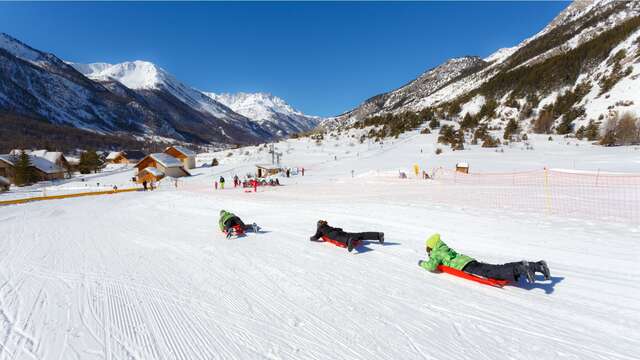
[
  {"x1": 69, "y1": 60, "x2": 272, "y2": 142},
  {"x1": 329, "y1": 0, "x2": 640, "y2": 137},
  {"x1": 205, "y1": 92, "x2": 322, "y2": 136},
  {"x1": 0, "y1": 33, "x2": 277, "y2": 146}
]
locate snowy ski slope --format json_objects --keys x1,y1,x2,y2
[{"x1": 1, "y1": 131, "x2": 639, "y2": 359}]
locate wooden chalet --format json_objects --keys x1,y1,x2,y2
[{"x1": 164, "y1": 146, "x2": 196, "y2": 169}]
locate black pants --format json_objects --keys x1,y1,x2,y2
[
  {"x1": 462, "y1": 261, "x2": 521, "y2": 282},
  {"x1": 329, "y1": 232, "x2": 382, "y2": 244},
  {"x1": 224, "y1": 216, "x2": 249, "y2": 232}
]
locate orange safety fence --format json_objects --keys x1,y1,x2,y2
[
  {"x1": 0, "y1": 187, "x2": 142, "y2": 206},
  {"x1": 428, "y1": 168, "x2": 639, "y2": 224}
]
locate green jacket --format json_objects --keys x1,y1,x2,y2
[
  {"x1": 420, "y1": 238, "x2": 474, "y2": 272},
  {"x1": 218, "y1": 210, "x2": 236, "y2": 231}
]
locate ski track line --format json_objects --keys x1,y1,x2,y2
[
  {"x1": 11, "y1": 288, "x2": 44, "y2": 360},
  {"x1": 260, "y1": 226, "x2": 436, "y2": 360},
  {"x1": 427, "y1": 304, "x2": 637, "y2": 360}
]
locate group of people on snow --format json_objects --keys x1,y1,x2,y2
[{"x1": 218, "y1": 211, "x2": 550, "y2": 285}]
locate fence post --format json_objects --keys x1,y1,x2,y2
[{"x1": 543, "y1": 167, "x2": 552, "y2": 215}]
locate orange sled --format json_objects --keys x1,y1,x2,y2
[
  {"x1": 223, "y1": 224, "x2": 245, "y2": 237},
  {"x1": 437, "y1": 265, "x2": 509, "y2": 287},
  {"x1": 321, "y1": 236, "x2": 361, "y2": 249}
]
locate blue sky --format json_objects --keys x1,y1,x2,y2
[{"x1": 0, "y1": 1, "x2": 569, "y2": 117}]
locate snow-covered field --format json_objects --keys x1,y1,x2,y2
[{"x1": 1, "y1": 131, "x2": 639, "y2": 359}]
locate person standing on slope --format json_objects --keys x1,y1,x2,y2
[
  {"x1": 310, "y1": 220, "x2": 384, "y2": 252},
  {"x1": 219, "y1": 210, "x2": 258, "y2": 238},
  {"x1": 418, "y1": 234, "x2": 550, "y2": 283},
  {"x1": 219, "y1": 176, "x2": 225, "y2": 190}
]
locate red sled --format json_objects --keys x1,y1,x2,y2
[
  {"x1": 321, "y1": 236, "x2": 361, "y2": 249},
  {"x1": 437, "y1": 265, "x2": 509, "y2": 288},
  {"x1": 223, "y1": 225, "x2": 245, "y2": 237}
]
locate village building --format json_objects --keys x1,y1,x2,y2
[
  {"x1": 456, "y1": 162, "x2": 470, "y2": 174},
  {"x1": 10, "y1": 149, "x2": 69, "y2": 171},
  {"x1": 136, "y1": 167, "x2": 165, "y2": 184},
  {"x1": 135, "y1": 153, "x2": 190, "y2": 180},
  {"x1": 163, "y1": 146, "x2": 196, "y2": 169},
  {"x1": 106, "y1": 151, "x2": 128, "y2": 164},
  {"x1": 106, "y1": 150, "x2": 147, "y2": 164},
  {"x1": 0, "y1": 153, "x2": 65, "y2": 184},
  {"x1": 256, "y1": 164, "x2": 283, "y2": 178}
]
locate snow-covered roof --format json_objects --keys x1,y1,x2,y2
[
  {"x1": 9, "y1": 150, "x2": 65, "y2": 164},
  {"x1": 256, "y1": 164, "x2": 283, "y2": 170},
  {"x1": 168, "y1": 146, "x2": 196, "y2": 157},
  {"x1": 106, "y1": 151, "x2": 123, "y2": 160},
  {"x1": 0, "y1": 154, "x2": 63, "y2": 174},
  {"x1": 140, "y1": 167, "x2": 164, "y2": 177},
  {"x1": 149, "y1": 153, "x2": 183, "y2": 168},
  {"x1": 456, "y1": 162, "x2": 469, "y2": 168}
]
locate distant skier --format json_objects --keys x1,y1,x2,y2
[
  {"x1": 233, "y1": 175, "x2": 239, "y2": 188},
  {"x1": 418, "y1": 233, "x2": 550, "y2": 284},
  {"x1": 219, "y1": 176, "x2": 225, "y2": 190},
  {"x1": 219, "y1": 210, "x2": 258, "y2": 238},
  {"x1": 310, "y1": 220, "x2": 384, "y2": 252}
]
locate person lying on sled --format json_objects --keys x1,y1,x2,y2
[
  {"x1": 418, "y1": 233, "x2": 549, "y2": 283},
  {"x1": 309, "y1": 220, "x2": 384, "y2": 252},
  {"x1": 219, "y1": 210, "x2": 258, "y2": 238}
]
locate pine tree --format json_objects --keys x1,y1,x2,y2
[
  {"x1": 78, "y1": 149, "x2": 103, "y2": 174},
  {"x1": 503, "y1": 119, "x2": 520, "y2": 140},
  {"x1": 584, "y1": 120, "x2": 601, "y2": 141},
  {"x1": 13, "y1": 151, "x2": 35, "y2": 186}
]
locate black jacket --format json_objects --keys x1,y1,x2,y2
[{"x1": 310, "y1": 223, "x2": 347, "y2": 242}]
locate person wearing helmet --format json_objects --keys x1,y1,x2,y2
[
  {"x1": 310, "y1": 220, "x2": 384, "y2": 252},
  {"x1": 219, "y1": 210, "x2": 258, "y2": 238},
  {"x1": 418, "y1": 233, "x2": 550, "y2": 284}
]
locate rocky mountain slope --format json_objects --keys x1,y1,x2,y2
[
  {"x1": 329, "y1": 0, "x2": 640, "y2": 144},
  {"x1": 206, "y1": 92, "x2": 322, "y2": 137},
  {"x1": 0, "y1": 34, "x2": 318, "y2": 148}
]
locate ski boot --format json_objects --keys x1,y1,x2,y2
[
  {"x1": 533, "y1": 260, "x2": 550, "y2": 280},
  {"x1": 516, "y1": 261, "x2": 535, "y2": 284},
  {"x1": 379, "y1": 232, "x2": 385, "y2": 244},
  {"x1": 252, "y1": 223, "x2": 259, "y2": 233},
  {"x1": 347, "y1": 238, "x2": 355, "y2": 252}
]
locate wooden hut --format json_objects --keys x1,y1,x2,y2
[
  {"x1": 456, "y1": 162, "x2": 469, "y2": 174},
  {"x1": 135, "y1": 153, "x2": 190, "y2": 179},
  {"x1": 256, "y1": 164, "x2": 282, "y2": 178},
  {"x1": 106, "y1": 151, "x2": 128, "y2": 164},
  {"x1": 0, "y1": 154, "x2": 65, "y2": 183},
  {"x1": 106, "y1": 150, "x2": 146, "y2": 164},
  {"x1": 164, "y1": 146, "x2": 196, "y2": 169},
  {"x1": 136, "y1": 167, "x2": 165, "y2": 184}
]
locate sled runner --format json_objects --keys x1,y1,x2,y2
[
  {"x1": 437, "y1": 265, "x2": 509, "y2": 287},
  {"x1": 320, "y1": 236, "x2": 361, "y2": 249},
  {"x1": 223, "y1": 224, "x2": 245, "y2": 238}
]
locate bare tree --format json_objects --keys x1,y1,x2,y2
[{"x1": 615, "y1": 112, "x2": 639, "y2": 145}]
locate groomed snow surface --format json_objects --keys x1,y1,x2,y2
[{"x1": 1, "y1": 131, "x2": 639, "y2": 359}]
